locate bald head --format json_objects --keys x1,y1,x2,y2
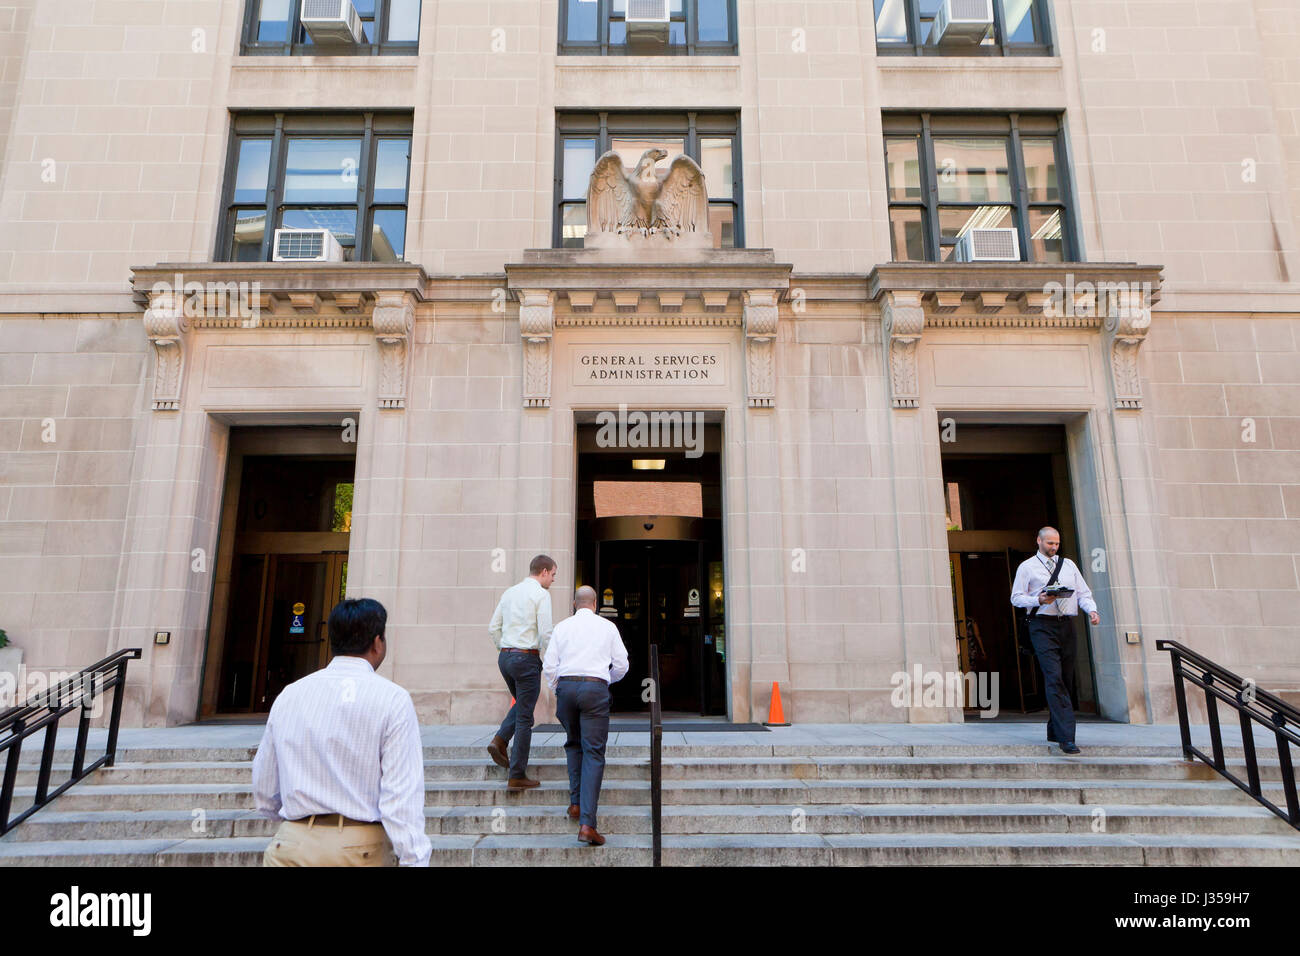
[
  {"x1": 1037, "y1": 527, "x2": 1061, "y2": 558},
  {"x1": 574, "y1": 586, "x2": 597, "y2": 609}
]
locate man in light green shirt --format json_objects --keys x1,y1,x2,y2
[{"x1": 487, "y1": 554, "x2": 556, "y2": 788}]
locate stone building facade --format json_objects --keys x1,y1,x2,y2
[{"x1": 0, "y1": 0, "x2": 1297, "y2": 727}]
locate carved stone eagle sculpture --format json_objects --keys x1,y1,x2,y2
[{"x1": 586, "y1": 148, "x2": 711, "y2": 246}]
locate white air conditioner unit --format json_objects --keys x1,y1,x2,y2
[
  {"x1": 954, "y1": 227, "x2": 1020, "y2": 262},
  {"x1": 626, "y1": 0, "x2": 671, "y2": 46},
  {"x1": 931, "y1": 0, "x2": 993, "y2": 45},
  {"x1": 300, "y1": 0, "x2": 364, "y2": 44},
  {"x1": 272, "y1": 228, "x2": 345, "y2": 263}
]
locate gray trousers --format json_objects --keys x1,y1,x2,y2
[
  {"x1": 496, "y1": 650, "x2": 542, "y2": 779},
  {"x1": 554, "y1": 679, "x2": 611, "y2": 829}
]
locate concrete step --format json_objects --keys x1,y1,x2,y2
[
  {"x1": 18, "y1": 754, "x2": 1284, "y2": 787},
  {"x1": 4, "y1": 831, "x2": 1299, "y2": 867},
  {"x1": 11, "y1": 776, "x2": 1286, "y2": 812},
  {"x1": 11, "y1": 742, "x2": 1254, "y2": 766},
  {"x1": 4, "y1": 802, "x2": 1294, "y2": 842}
]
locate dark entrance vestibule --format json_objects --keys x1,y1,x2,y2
[
  {"x1": 200, "y1": 427, "x2": 355, "y2": 718},
  {"x1": 573, "y1": 417, "x2": 726, "y2": 717}
]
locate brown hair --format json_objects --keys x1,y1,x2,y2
[{"x1": 529, "y1": 554, "x2": 556, "y2": 576}]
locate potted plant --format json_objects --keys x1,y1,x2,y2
[{"x1": 0, "y1": 628, "x2": 21, "y2": 684}]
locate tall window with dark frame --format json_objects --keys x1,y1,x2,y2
[
  {"x1": 555, "y1": 112, "x2": 742, "y2": 249},
  {"x1": 873, "y1": 0, "x2": 1051, "y2": 55},
  {"x1": 220, "y1": 113, "x2": 412, "y2": 263},
  {"x1": 243, "y1": 0, "x2": 421, "y2": 55},
  {"x1": 560, "y1": 0, "x2": 737, "y2": 55},
  {"x1": 884, "y1": 113, "x2": 1075, "y2": 263}
]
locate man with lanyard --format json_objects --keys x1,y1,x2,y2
[{"x1": 1010, "y1": 526, "x2": 1101, "y2": 755}]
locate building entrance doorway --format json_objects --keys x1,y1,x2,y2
[
  {"x1": 574, "y1": 416, "x2": 726, "y2": 717},
  {"x1": 200, "y1": 428, "x2": 355, "y2": 717},
  {"x1": 941, "y1": 422, "x2": 1099, "y2": 719}
]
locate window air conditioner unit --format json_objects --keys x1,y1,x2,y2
[
  {"x1": 272, "y1": 228, "x2": 345, "y2": 263},
  {"x1": 300, "y1": 0, "x2": 364, "y2": 44},
  {"x1": 626, "y1": 0, "x2": 671, "y2": 46},
  {"x1": 954, "y1": 228, "x2": 1020, "y2": 262},
  {"x1": 931, "y1": 0, "x2": 993, "y2": 45}
]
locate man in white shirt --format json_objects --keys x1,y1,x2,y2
[
  {"x1": 1010, "y1": 527, "x2": 1101, "y2": 755},
  {"x1": 487, "y1": 554, "x2": 556, "y2": 789},
  {"x1": 542, "y1": 586, "x2": 630, "y2": 846},
  {"x1": 252, "y1": 598, "x2": 431, "y2": 867}
]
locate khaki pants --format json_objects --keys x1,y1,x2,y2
[{"x1": 263, "y1": 816, "x2": 395, "y2": 867}]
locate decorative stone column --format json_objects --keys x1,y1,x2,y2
[
  {"x1": 882, "y1": 290, "x2": 926, "y2": 409},
  {"x1": 372, "y1": 291, "x2": 415, "y2": 409},
  {"x1": 519, "y1": 290, "x2": 555, "y2": 409},
  {"x1": 143, "y1": 289, "x2": 188, "y2": 411},
  {"x1": 1103, "y1": 287, "x2": 1152, "y2": 410},
  {"x1": 743, "y1": 290, "x2": 779, "y2": 408}
]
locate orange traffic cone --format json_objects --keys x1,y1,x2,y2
[{"x1": 763, "y1": 682, "x2": 790, "y2": 727}]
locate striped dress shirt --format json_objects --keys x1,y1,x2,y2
[{"x1": 251, "y1": 655, "x2": 432, "y2": 867}]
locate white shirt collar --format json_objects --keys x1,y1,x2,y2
[{"x1": 327, "y1": 655, "x2": 376, "y2": 673}]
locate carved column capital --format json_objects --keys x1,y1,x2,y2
[
  {"x1": 372, "y1": 291, "x2": 415, "y2": 410},
  {"x1": 882, "y1": 290, "x2": 926, "y2": 409},
  {"x1": 143, "y1": 290, "x2": 189, "y2": 411},
  {"x1": 743, "y1": 290, "x2": 779, "y2": 408},
  {"x1": 1102, "y1": 288, "x2": 1152, "y2": 410},
  {"x1": 519, "y1": 290, "x2": 554, "y2": 409}
]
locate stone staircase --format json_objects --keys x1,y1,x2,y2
[{"x1": 4, "y1": 739, "x2": 1300, "y2": 865}]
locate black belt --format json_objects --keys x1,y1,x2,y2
[
  {"x1": 501, "y1": 648, "x2": 540, "y2": 655},
  {"x1": 558, "y1": 676, "x2": 607, "y2": 683}
]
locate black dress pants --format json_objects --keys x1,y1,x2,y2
[{"x1": 1027, "y1": 614, "x2": 1077, "y2": 745}]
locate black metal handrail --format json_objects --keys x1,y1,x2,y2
[
  {"x1": 649, "y1": 642, "x2": 663, "y2": 867},
  {"x1": 1157, "y1": 640, "x2": 1299, "y2": 830},
  {"x1": 0, "y1": 648, "x2": 142, "y2": 836}
]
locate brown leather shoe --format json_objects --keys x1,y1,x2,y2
[
  {"x1": 577, "y1": 825, "x2": 604, "y2": 846},
  {"x1": 487, "y1": 736, "x2": 509, "y2": 769},
  {"x1": 507, "y1": 776, "x2": 540, "y2": 790},
  {"x1": 567, "y1": 804, "x2": 580, "y2": 821}
]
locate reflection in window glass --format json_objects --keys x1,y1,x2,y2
[
  {"x1": 1029, "y1": 207, "x2": 1064, "y2": 262},
  {"x1": 1021, "y1": 138, "x2": 1059, "y2": 202},
  {"x1": 387, "y1": 0, "x2": 421, "y2": 41},
  {"x1": 232, "y1": 210, "x2": 267, "y2": 262},
  {"x1": 373, "y1": 139, "x2": 410, "y2": 203},
  {"x1": 281, "y1": 207, "x2": 359, "y2": 249},
  {"x1": 709, "y1": 204, "x2": 734, "y2": 248},
  {"x1": 256, "y1": 0, "x2": 291, "y2": 43},
  {"x1": 283, "y1": 139, "x2": 362, "y2": 203},
  {"x1": 563, "y1": 139, "x2": 597, "y2": 200},
  {"x1": 233, "y1": 139, "x2": 272, "y2": 203},
  {"x1": 698, "y1": 0, "x2": 730, "y2": 41},
  {"x1": 1003, "y1": 0, "x2": 1038, "y2": 43},
  {"x1": 562, "y1": 204, "x2": 587, "y2": 248},
  {"x1": 566, "y1": 0, "x2": 599, "y2": 42},
  {"x1": 885, "y1": 137, "x2": 922, "y2": 201},
  {"x1": 700, "y1": 139, "x2": 733, "y2": 199},
  {"x1": 917, "y1": 0, "x2": 942, "y2": 43},
  {"x1": 370, "y1": 209, "x2": 406, "y2": 261},
  {"x1": 889, "y1": 207, "x2": 925, "y2": 261},
  {"x1": 939, "y1": 205, "x2": 1016, "y2": 248},
  {"x1": 933, "y1": 138, "x2": 1011, "y2": 203},
  {"x1": 873, "y1": 0, "x2": 908, "y2": 42}
]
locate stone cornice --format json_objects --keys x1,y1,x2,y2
[
  {"x1": 868, "y1": 262, "x2": 1164, "y2": 305},
  {"x1": 130, "y1": 263, "x2": 428, "y2": 307}
]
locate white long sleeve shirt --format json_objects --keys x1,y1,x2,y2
[
  {"x1": 251, "y1": 655, "x2": 431, "y2": 867},
  {"x1": 542, "y1": 607, "x2": 630, "y2": 689},
  {"x1": 1010, "y1": 552, "x2": 1098, "y2": 618},
  {"x1": 488, "y1": 576, "x2": 554, "y2": 654}
]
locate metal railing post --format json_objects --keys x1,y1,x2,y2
[
  {"x1": 0, "y1": 717, "x2": 23, "y2": 834},
  {"x1": 105, "y1": 661, "x2": 128, "y2": 767},
  {"x1": 1275, "y1": 713, "x2": 1299, "y2": 827},
  {"x1": 1168, "y1": 648, "x2": 1193, "y2": 758},
  {"x1": 1203, "y1": 671, "x2": 1225, "y2": 772}
]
